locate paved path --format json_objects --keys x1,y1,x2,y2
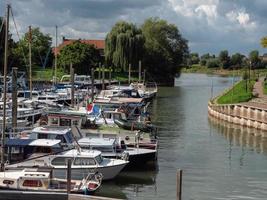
[{"x1": 242, "y1": 77, "x2": 267, "y2": 109}]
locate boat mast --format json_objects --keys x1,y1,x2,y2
[
  {"x1": 29, "y1": 25, "x2": 32, "y2": 99},
  {"x1": 54, "y1": 25, "x2": 58, "y2": 84},
  {"x1": 1, "y1": 4, "x2": 10, "y2": 171}
]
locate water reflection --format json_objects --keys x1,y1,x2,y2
[
  {"x1": 95, "y1": 163, "x2": 158, "y2": 199},
  {"x1": 209, "y1": 116, "x2": 267, "y2": 155}
]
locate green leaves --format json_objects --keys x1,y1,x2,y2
[
  {"x1": 105, "y1": 21, "x2": 144, "y2": 71},
  {"x1": 142, "y1": 18, "x2": 189, "y2": 84},
  {"x1": 58, "y1": 41, "x2": 101, "y2": 74}
]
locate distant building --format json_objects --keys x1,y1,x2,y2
[
  {"x1": 53, "y1": 37, "x2": 105, "y2": 56},
  {"x1": 261, "y1": 53, "x2": 267, "y2": 63}
]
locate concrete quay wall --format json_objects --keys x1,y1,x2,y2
[{"x1": 208, "y1": 102, "x2": 267, "y2": 131}]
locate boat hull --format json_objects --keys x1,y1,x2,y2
[{"x1": 51, "y1": 163, "x2": 127, "y2": 180}]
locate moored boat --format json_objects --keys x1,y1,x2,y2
[{"x1": 0, "y1": 168, "x2": 102, "y2": 194}]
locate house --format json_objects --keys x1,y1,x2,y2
[
  {"x1": 261, "y1": 53, "x2": 267, "y2": 63},
  {"x1": 53, "y1": 37, "x2": 105, "y2": 56}
]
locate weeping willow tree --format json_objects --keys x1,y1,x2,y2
[{"x1": 105, "y1": 21, "x2": 145, "y2": 71}]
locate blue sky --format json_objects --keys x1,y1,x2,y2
[{"x1": 1, "y1": 0, "x2": 266, "y2": 55}]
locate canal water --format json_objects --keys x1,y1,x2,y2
[{"x1": 96, "y1": 73, "x2": 267, "y2": 200}]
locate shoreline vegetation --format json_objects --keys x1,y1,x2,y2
[
  {"x1": 215, "y1": 80, "x2": 255, "y2": 104},
  {"x1": 182, "y1": 65, "x2": 260, "y2": 104},
  {"x1": 181, "y1": 64, "x2": 267, "y2": 77}
]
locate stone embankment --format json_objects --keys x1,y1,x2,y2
[{"x1": 208, "y1": 78, "x2": 267, "y2": 131}]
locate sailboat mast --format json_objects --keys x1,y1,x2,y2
[
  {"x1": 54, "y1": 25, "x2": 58, "y2": 83},
  {"x1": 29, "y1": 26, "x2": 32, "y2": 99},
  {"x1": 1, "y1": 4, "x2": 10, "y2": 171}
]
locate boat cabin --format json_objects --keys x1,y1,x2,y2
[
  {"x1": 46, "y1": 108, "x2": 88, "y2": 128},
  {"x1": 0, "y1": 169, "x2": 51, "y2": 190},
  {"x1": 5, "y1": 139, "x2": 62, "y2": 163}
]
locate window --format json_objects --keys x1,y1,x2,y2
[
  {"x1": 74, "y1": 158, "x2": 96, "y2": 166},
  {"x1": 72, "y1": 120, "x2": 79, "y2": 126},
  {"x1": 38, "y1": 97, "x2": 46, "y2": 100},
  {"x1": 22, "y1": 180, "x2": 43, "y2": 187},
  {"x1": 48, "y1": 97, "x2": 56, "y2": 100},
  {"x1": 37, "y1": 133, "x2": 48, "y2": 139},
  {"x1": 50, "y1": 118, "x2": 59, "y2": 125},
  {"x1": 17, "y1": 93, "x2": 24, "y2": 98},
  {"x1": 95, "y1": 155, "x2": 103, "y2": 164},
  {"x1": 55, "y1": 135, "x2": 67, "y2": 144},
  {"x1": 3, "y1": 180, "x2": 14, "y2": 185},
  {"x1": 60, "y1": 118, "x2": 71, "y2": 126},
  {"x1": 51, "y1": 157, "x2": 72, "y2": 166}
]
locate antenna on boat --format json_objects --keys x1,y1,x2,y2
[{"x1": 1, "y1": 4, "x2": 10, "y2": 172}]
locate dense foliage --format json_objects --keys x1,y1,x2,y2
[
  {"x1": 141, "y1": 18, "x2": 189, "y2": 84},
  {"x1": 219, "y1": 50, "x2": 230, "y2": 69},
  {"x1": 58, "y1": 41, "x2": 101, "y2": 74},
  {"x1": 13, "y1": 27, "x2": 53, "y2": 70},
  {"x1": 105, "y1": 21, "x2": 144, "y2": 71}
]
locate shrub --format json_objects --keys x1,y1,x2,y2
[{"x1": 207, "y1": 58, "x2": 220, "y2": 68}]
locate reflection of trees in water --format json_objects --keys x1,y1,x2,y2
[{"x1": 209, "y1": 116, "x2": 267, "y2": 155}]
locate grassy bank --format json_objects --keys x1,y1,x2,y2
[
  {"x1": 182, "y1": 64, "x2": 267, "y2": 77},
  {"x1": 216, "y1": 80, "x2": 255, "y2": 104}
]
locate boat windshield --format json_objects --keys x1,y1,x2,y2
[{"x1": 95, "y1": 155, "x2": 103, "y2": 164}]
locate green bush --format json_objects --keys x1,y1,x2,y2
[{"x1": 207, "y1": 58, "x2": 220, "y2": 68}]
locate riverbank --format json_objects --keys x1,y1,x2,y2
[
  {"x1": 182, "y1": 64, "x2": 267, "y2": 77},
  {"x1": 208, "y1": 76, "x2": 267, "y2": 131}
]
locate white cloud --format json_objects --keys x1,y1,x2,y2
[
  {"x1": 226, "y1": 9, "x2": 256, "y2": 30},
  {"x1": 1, "y1": 0, "x2": 266, "y2": 54},
  {"x1": 195, "y1": 5, "x2": 217, "y2": 21}
]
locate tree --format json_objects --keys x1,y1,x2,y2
[
  {"x1": 142, "y1": 17, "x2": 189, "y2": 85},
  {"x1": 200, "y1": 53, "x2": 211, "y2": 66},
  {"x1": 219, "y1": 50, "x2": 230, "y2": 69},
  {"x1": 230, "y1": 53, "x2": 244, "y2": 68},
  {"x1": 261, "y1": 37, "x2": 267, "y2": 48},
  {"x1": 13, "y1": 27, "x2": 53, "y2": 70},
  {"x1": 58, "y1": 41, "x2": 101, "y2": 74},
  {"x1": 105, "y1": 21, "x2": 144, "y2": 71},
  {"x1": 249, "y1": 50, "x2": 261, "y2": 69},
  {"x1": 189, "y1": 53, "x2": 200, "y2": 65},
  {"x1": 206, "y1": 58, "x2": 220, "y2": 68}
]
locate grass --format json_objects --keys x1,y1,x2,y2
[
  {"x1": 33, "y1": 68, "x2": 66, "y2": 81},
  {"x1": 216, "y1": 80, "x2": 255, "y2": 104},
  {"x1": 182, "y1": 64, "x2": 267, "y2": 77}
]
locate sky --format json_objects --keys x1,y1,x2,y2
[{"x1": 0, "y1": 0, "x2": 266, "y2": 55}]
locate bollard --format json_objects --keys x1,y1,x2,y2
[{"x1": 177, "y1": 169, "x2": 183, "y2": 200}]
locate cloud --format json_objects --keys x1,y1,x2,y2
[{"x1": 0, "y1": 0, "x2": 266, "y2": 55}]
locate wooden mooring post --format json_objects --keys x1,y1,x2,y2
[
  {"x1": 91, "y1": 67, "x2": 95, "y2": 100},
  {"x1": 177, "y1": 169, "x2": 183, "y2": 200},
  {"x1": 67, "y1": 159, "x2": 72, "y2": 194},
  {"x1": 102, "y1": 65, "x2": 105, "y2": 90},
  {"x1": 128, "y1": 63, "x2": 131, "y2": 84},
  {"x1": 12, "y1": 67, "x2": 17, "y2": 130},
  {"x1": 70, "y1": 65, "x2": 74, "y2": 108}
]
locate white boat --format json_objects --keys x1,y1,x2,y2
[
  {"x1": 0, "y1": 168, "x2": 102, "y2": 194},
  {"x1": 25, "y1": 126, "x2": 156, "y2": 167},
  {"x1": 78, "y1": 137, "x2": 157, "y2": 166},
  {"x1": 6, "y1": 141, "x2": 128, "y2": 180}
]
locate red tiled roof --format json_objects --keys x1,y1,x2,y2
[{"x1": 53, "y1": 38, "x2": 105, "y2": 55}]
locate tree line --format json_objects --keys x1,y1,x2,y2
[
  {"x1": 0, "y1": 17, "x2": 189, "y2": 85},
  {"x1": 188, "y1": 50, "x2": 263, "y2": 70}
]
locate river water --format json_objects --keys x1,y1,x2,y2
[{"x1": 96, "y1": 73, "x2": 267, "y2": 200}]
